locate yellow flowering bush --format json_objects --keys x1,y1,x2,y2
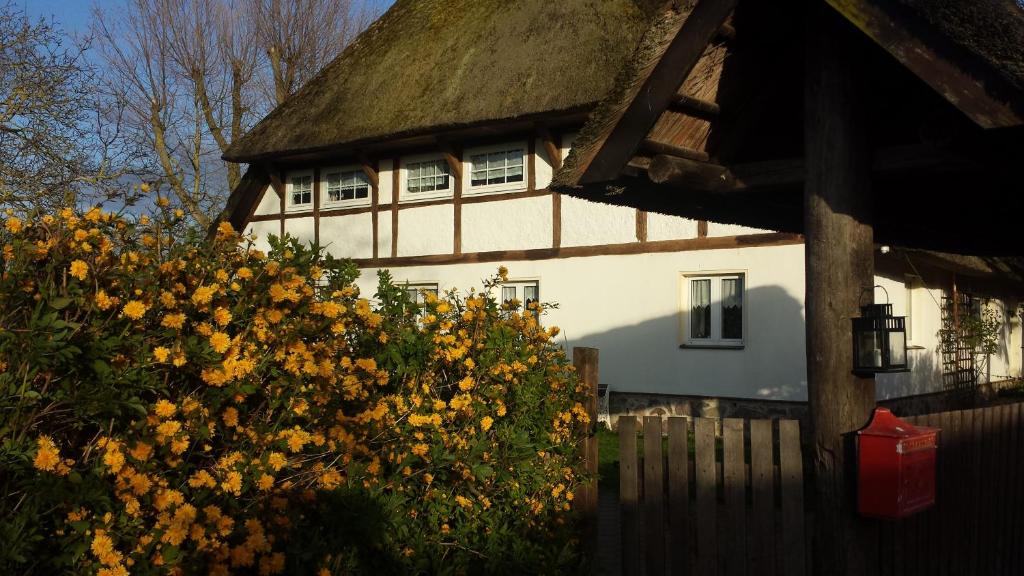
[{"x1": 0, "y1": 208, "x2": 589, "y2": 574}]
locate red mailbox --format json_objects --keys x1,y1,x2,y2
[{"x1": 857, "y1": 407, "x2": 939, "y2": 519}]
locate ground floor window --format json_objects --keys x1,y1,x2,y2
[
  {"x1": 402, "y1": 282, "x2": 438, "y2": 305},
  {"x1": 500, "y1": 280, "x2": 539, "y2": 310},
  {"x1": 682, "y1": 272, "x2": 744, "y2": 347}
]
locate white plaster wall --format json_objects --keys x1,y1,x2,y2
[
  {"x1": 706, "y1": 222, "x2": 771, "y2": 237},
  {"x1": 252, "y1": 186, "x2": 279, "y2": 216},
  {"x1": 560, "y1": 196, "x2": 637, "y2": 247},
  {"x1": 648, "y1": 213, "x2": 699, "y2": 242},
  {"x1": 245, "y1": 221, "x2": 277, "y2": 254},
  {"x1": 535, "y1": 137, "x2": 554, "y2": 189},
  {"x1": 378, "y1": 159, "x2": 394, "y2": 205},
  {"x1": 358, "y1": 243, "x2": 811, "y2": 400},
  {"x1": 378, "y1": 212, "x2": 392, "y2": 257},
  {"x1": 397, "y1": 205, "x2": 454, "y2": 256},
  {"x1": 981, "y1": 298, "x2": 1023, "y2": 382},
  {"x1": 462, "y1": 196, "x2": 552, "y2": 253},
  {"x1": 284, "y1": 217, "x2": 315, "y2": 247},
  {"x1": 320, "y1": 212, "x2": 374, "y2": 260}
]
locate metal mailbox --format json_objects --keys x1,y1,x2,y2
[{"x1": 857, "y1": 407, "x2": 939, "y2": 519}]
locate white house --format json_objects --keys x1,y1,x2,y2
[{"x1": 221, "y1": 0, "x2": 1023, "y2": 420}]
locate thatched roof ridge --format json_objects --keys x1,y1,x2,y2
[{"x1": 223, "y1": 0, "x2": 661, "y2": 163}]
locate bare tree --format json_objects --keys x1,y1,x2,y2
[
  {"x1": 92, "y1": 0, "x2": 380, "y2": 228},
  {"x1": 0, "y1": 1, "x2": 140, "y2": 213}
]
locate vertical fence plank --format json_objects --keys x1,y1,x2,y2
[
  {"x1": 969, "y1": 407, "x2": 983, "y2": 576},
  {"x1": 946, "y1": 408, "x2": 964, "y2": 576},
  {"x1": 1013, "y1": 403, "x2": 1024, "y2": 574},
  {"x1": 695, "y1": 417, "x2": 718, "y2": 576},
  {"x1": 994, "y1": 405, "x2": 1009, "y2": 575},
  {"x1": 723, "y1": 418, "x2": 747, "y2": 576},
  {"x1": 982, "y1": 406, "x2": 997, "y2": 574},
  {"x1": 924, "y1": 412, "x2": 942, "y2": 576},
  {"x1": 644, "y1": 416, "x2": 666, "y2": 576},
  {"x1": 749, "y1": 419, "x2": 775, "y2": 576},
  {"x1": 572, "y1": 346, "x2": 599, "y2": 559},
  {"x1": 619, "y1": 416, "x2": 639, "y2": 576},
  {"x1": 668, "y1": 417, "x2": 690, "y2": 576},
  {"x1": 935, "y1": 411, "x2": 953, "y2": 576},
  {"x1": 779, "y1": 419, "x2": 806, "y2": 576}
]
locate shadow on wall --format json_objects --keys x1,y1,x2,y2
[
  {"x1": 557, "y1": 284, "x2": 809, "y2": 401},
  {"x1": 875, "y1": 348, "x2": 941, "y2": 400}
]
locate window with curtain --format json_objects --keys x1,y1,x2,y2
[
  {"x1": 406, "y1": 159, "x2": 450, "y2": 195},
  {"x1": 289, "y1": 174, "x2": 312, "y2": 207},
  {"x1": 500, "y1": 280, "x2": 539, "y2": 310},
  {"x1": 684, "y1": 273, "x2": 745, "y2": 346},
  {"x1": 470, "y1": 148, "x2": 524, "y2": 188},
  {"x1": 325, "y1": 169, "x2": 370, "y2": 204}
]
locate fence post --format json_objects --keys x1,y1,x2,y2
[{"x1": 573, "y1": 348, "x2": 599, "y2": 564}]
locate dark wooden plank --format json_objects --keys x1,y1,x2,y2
[
  {"x1": 750, "y1": 419, "x2": 775, "y2": 576},
  {"x1": 968, "y1": 407, "x2": 983, "y2": 576},
  {"x1": 993, "y1": 405, "x2": 1010, "y2": 575},
  {"x1": 778, "y1": 419, "x2": 805, "y2": 576},
  {"x1": 390, "y1": 157, "x2": 399, "y2": 258},
  {"x1": 946, "y1": 408, "x2": 964, "y2": 576},
  {"x1": 644, "y1": 416, "x2": 666, "y2": 576},
  {"x1": 935, "y1": 411, "x2": 954, "y2": 576},
  {"x1": 1012, "y1": 403, "x2": 1024, "y2": 574},
  {"x1": 695, "y1": 417, "x2": 718, "y2": 576},
  {"x1": 982, "y1": 407, "x2": 997, "y2": 573},
  {"x1": 668, "y1": 417, "x2": 690, "y2": 576},
  {"x1": 619, "y1": 416, "x2": 640, "y2": 576},
  {"x1": 723, "y1": 418, "x2": 746, "y2": 576},
  {"x1": 924, "y1": 412, "x2": 942, "y2": 576},
  {"x1": 573, "y1": 348, "x2": 599, "y2": 565}
]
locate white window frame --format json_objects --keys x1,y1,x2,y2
[
  {"x1": 401, "y1": 282, "x2": 439, "y2": 305},
  {"x1": 285, "y1": 169, "x2": 314, "y2": 212},
  {"x1": 401, "y1": 153, "x2": 453, "y2": 202},
  {"x1": 462, "y1": 141, "x2": 528, "y2": 196},
  {"x1": 680, "y1": 271, "x2": 746, "y2": 348},
  {"x1": 497, "y1": 279, "x2": 540, "y2": 309},
  {"x1": 321, "y1": 165, "x2": 372, "y2": 209}
]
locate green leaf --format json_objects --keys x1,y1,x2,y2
[{"x1": 48, "y1": 296, "x2": 73, "y2": 310}]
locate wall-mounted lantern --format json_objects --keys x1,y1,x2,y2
[{"x1": 852, "y1": 302, "x2": 908, "y2": 374}]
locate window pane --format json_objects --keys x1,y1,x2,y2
[
  {"x1": 502, "y1": 286, "x2": 516, "y2": 303},
  {"x1": 691, "y1": 279, "x2": 711, "y2": 339},
  {"x1": 524, "y1": 285, "x2": 538, "y2": 306},
  {"x1": 721, "y1": 277, "x2": 743, "y2": 339}
]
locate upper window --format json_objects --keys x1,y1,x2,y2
[
  {"x1": 288, "y1": 173, "x2": 313, "y2": 210},
  {"x1": 683, "y1": 273, "x2": 744, "y2": 347},
  {"x1": 323, "y1": 168, "x2": 370, "y2": 207},
  {"x1": 404, "y1": 157, "x2": 452, "y2": 200},
  {"x1": 465, "y1": 143, "x2": 526, "y2": 195}
]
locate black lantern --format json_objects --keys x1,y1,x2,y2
[{"x1": 852, "y1": 303, "x2": 909, "y2": 374}]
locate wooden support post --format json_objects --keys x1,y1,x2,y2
[
  {"x1": 268, "y1": 166, "x2": 285, "y2": 238},
  {"x1": 647, "y1": 154, "x2": 736, "y2": 191},
  {"x1": 573, "y1": 347, "x2": 599, "y2": 567},
  {"x1": 313, "y1": 167, "x2": 320, "y2": 246},
  {"x1": 805, "y1": 4, "x2": 877, "y2": 575}
]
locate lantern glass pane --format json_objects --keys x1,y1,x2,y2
[
  {"x1": 889, "y1": 329, "x2": 906, "y2": 366},
  {"x1": 858, "y1": 330, "x2": 883, "y2": 368}
]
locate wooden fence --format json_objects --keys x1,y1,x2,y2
[
  {"x1": 617, "y1": 415, "x2": 806, "y2": 575},
  {"x1": 614, "y1": 401, "x2": 1024, "y2": 576}
]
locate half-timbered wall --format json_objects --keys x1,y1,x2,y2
[{"x1": 242, "y1": 134, "x2": 1021, "y2": 402}]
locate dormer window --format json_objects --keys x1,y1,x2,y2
[
  {"x1": 405, "y1": 158, "x2": 451, "y2": 198},
  {"x1": 287, "y1": 172, "x2": 313, "y2": 211},
  {"x1": 465, "y1": 143, "x2": 526, "y2": 195},
  {"x1": 323, "y1": 167, "x2": 370, "y2": 207}
]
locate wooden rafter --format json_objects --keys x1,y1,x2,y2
[
  {"x1": 356, "y1": 153, "x2": 380, "y2": 189},
  {"x1": 574, "y1": 0, "x2": 737, "y2": 185},
  {"x1": 537, "y1": 126, "x2": 562, "y2": 170},
  {"x1": 436, "y1": 142, "x2": 463, "y2": 180},
  {"x1": 267, "y1": 166, "x2": 285, "y2": 199},
  {"x1": 826, "y1": 0, "x2": 1024, "y2": 129}
]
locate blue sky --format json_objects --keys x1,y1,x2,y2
[{"x1": 21, "y1": 0, "x2": 394, "y2": 36}]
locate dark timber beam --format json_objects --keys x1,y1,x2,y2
[
  {"x1": 647, "y1": 154, "x2": 734, "y2": 191},
  {"x1": 538, "y1": 126, "x2": 562, "y2": 170},
  {"x1": 669, "y1": 93, "x2": 721, "y2": 119},
  {"x1": 578, "y1": 0, "x2": 737, "y2": 184},
  {"x1": 805, "y1": 4, "x2": 877, "y2": 575},
  {"x1": 267, "y1": 165, "x2": 285, "y2": 200},
  {"x1": 640, "y1": 138, "x2": 709, "y2": 162},
  {"x1": 357, "y1": 153, "x2": 380, "y2": 189}
]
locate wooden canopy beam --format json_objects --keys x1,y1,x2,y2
[
  {"x1": 576, "y1": 0, "x2": 737, "y2": 184},
  {"x1": 647, "y1": 154, "x2": 734, "y2": 191},
  {"x1": 640, "y1": 138, "x2": 709, "y2": 162},
  {"x1": 267, "y1": 165, "x2": 285, "y2": 200},
  {"x1": 826, "y1": 0, "x2": 1024, "y2": 129},
  {"x1": 437, "y1": 144, "x2": 462, "y2": 180},
  {"x1": 669, "y1": 93, "x2": 721, "y2": 119}
]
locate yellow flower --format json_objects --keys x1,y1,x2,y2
[
  {"x1": 237, "y1": 267, "x2": 253, "y2": 280},
  {"x1": 161, "y1": 312, "x2": 185, "y2": 329},
  {"x1": 222, "y1": 407, "x2": 239, "y2": 428},
  {"x1": 411, "y1": 443, "x2": 429, "y2": 457},
  {"x1": 4, "y1": 217, "x2": 22, "y2": 233},
  {"x1": 33, "y1": 436, "x2": 61, "y2": 473},
  {"x1": 121, "y1": 300, "x2": 148, "y2": 320},
  {"x1": 95, "y1": 290, "x2": 116, "y2": 311},
  {"x1": 209, "y1": 331, "x2": 231, "y2": 354},
  {"x1": 152, "y1": 346, "x2": 170, "y2": 363},
  {"x1": 458, "y1": 376, "x2": 475, "y2": 391},
  {"x1": 221, "y1": 470, "x2": 242, "y2": 495},
  {"x1": 154, "y1": 399, "x2": 176, "y2": 417},
  {"x1": 191, "y1": 284, "x2": 218, "y2": 307},
  {"x1": 69, "y1": 260, "x2": 89, "y2": 280},
  {"x1": 498, "y1": 265, "x2": 509, "y2": 280},
  {"x1": 258, "y1": 473, "x2": 275, "y2": 491},
  {"x1": 481, "y1": 416, "x2": 494, "y2": 431},
  {"x1": 267, "y1": 452, "x2": 287, "y2": 471},
  {"x1": 213, "y1": 307, "x2": 232, "y2": 326}
]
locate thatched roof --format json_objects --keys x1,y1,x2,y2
[
  {"x1": 895, "y1": 0, "x2": 1024, "y2": 93},
  {"x1": 223, "y1": 0, "x2": 661, "y2": 163}
]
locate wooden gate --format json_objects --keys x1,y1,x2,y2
[{"x1": 616, "y1": 415, "x2": 806, "y2": 575}]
